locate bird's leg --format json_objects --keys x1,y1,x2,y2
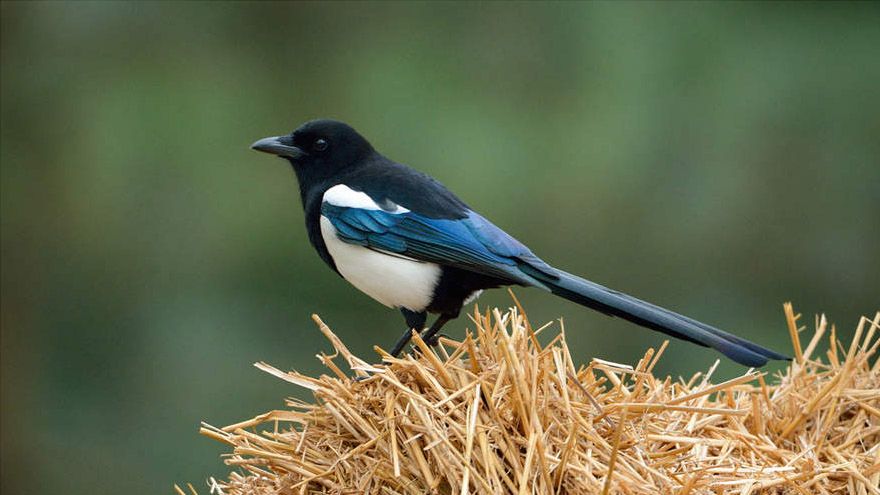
[
  {"x1": 390, "y1": 308, "x2": 427, "y2": 357},
  {"x1": 420, "y1": 313, "x2": 456, "y2": 348}
]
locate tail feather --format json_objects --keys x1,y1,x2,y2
[{"x1": 521, "y1": 263, "x2": 789, "y2": 367}]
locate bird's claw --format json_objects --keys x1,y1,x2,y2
[{"x1": 423, "y1": 332, "x2": 450, "y2": 347}]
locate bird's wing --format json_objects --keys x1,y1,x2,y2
[{"x1": 321, "y1": 203, "x2": 553, "y2": 286}]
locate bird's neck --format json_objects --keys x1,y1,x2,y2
[
  {"x1": 289, "y1": 154, "x2": 379, "y2": 209},
  {"x1": 290, "y1": 163, "x2": 327, "y2": 211},
  {"x1": 294, "y1": 168, "x2": 313, "y2": 210}
]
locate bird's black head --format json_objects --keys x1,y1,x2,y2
[{"x1": 251, "y1": 119, "x2": 375, "y2": 184}]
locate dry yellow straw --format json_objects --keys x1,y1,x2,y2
[{"x1": 184, "y1": 303, "x2": 879, "y2": 494}]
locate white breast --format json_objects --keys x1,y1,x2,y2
[{"x1": 320, "y1": 216, "x2": 441, "y2": 312}]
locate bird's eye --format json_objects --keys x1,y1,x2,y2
[{"x1": 313, "y1": 138, "x2": 328, "y2": 152}]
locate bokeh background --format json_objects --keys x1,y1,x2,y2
[{"x1": 2, "y1": 2, "x2": 878, "y2": 493}]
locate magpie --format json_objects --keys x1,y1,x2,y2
[{"x1": 251, "y1": 119, "x2": 788, "y2": 367}]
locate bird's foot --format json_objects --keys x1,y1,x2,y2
[
  {"x1": 423, "y1": 332, "x2": 451, "y2": 347},
  {"x1": 353, "y1": 373, "x2": 378, "y2": 383}
]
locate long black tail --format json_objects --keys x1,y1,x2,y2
[{"x1": 522, "y1": 265, "x2": 789, "y2": 367}]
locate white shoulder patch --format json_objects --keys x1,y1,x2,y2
[{"x1": 323, "y1": 184, "x2": 409, "y2": 214}]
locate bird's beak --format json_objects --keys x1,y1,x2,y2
[{"x1": 250, "y1": 135, "x2": 304, "y2": 159}]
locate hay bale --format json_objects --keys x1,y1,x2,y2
[{"x1": 183, "y1": 301, "x2": 879, "y2": 494}]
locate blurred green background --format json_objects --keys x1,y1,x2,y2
[{"x1": 2, "y1": 1, "x2": 878, "y2": 493}]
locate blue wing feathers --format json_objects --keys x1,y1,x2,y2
[
  {"x1": 332, "y1": 220, "x2": 368, "y2": 243},
  {"x1": 348, "y1": 209, "x2": 386, "y2": 232},
  {"x1": 464, "y1": 212, "x2": 530, "y2": 258},
  {"x1": 321, "y1": 203, "x2": 530, "y2": 282}
]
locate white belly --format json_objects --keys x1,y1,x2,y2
[{"x1": 320, "y1": 216, "x2": 441, "y2": 311}]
